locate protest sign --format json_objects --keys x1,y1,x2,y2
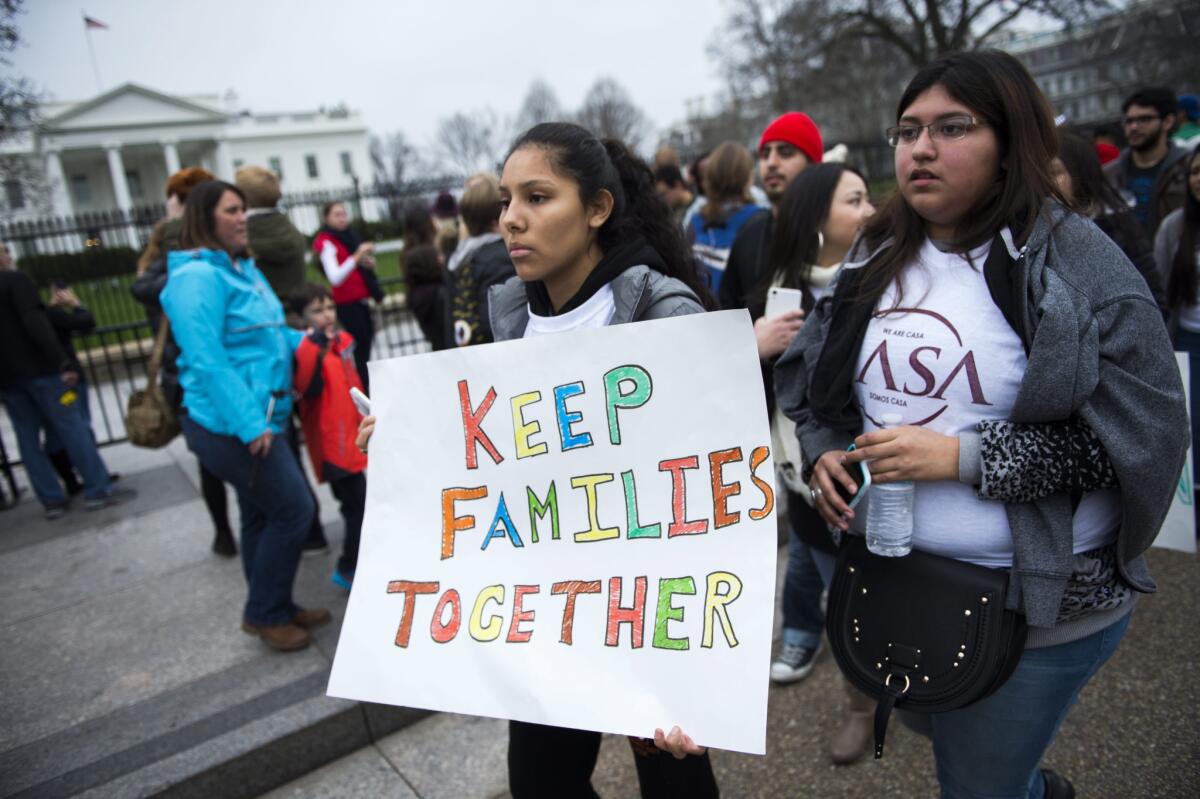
[
  {"x1": 1154, "y1": 352, "x2": 1196, "y2": 553},
  {"x1": 328, "y1": 310, "x2": 777, "y2": 754}
]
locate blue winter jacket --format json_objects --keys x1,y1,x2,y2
[{"x1": 161, "y1": 248, "x2": 302, "y2": 443}]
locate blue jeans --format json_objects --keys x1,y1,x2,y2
[
  {"x1": 181, "y1": 415, "x2": 314, "y2": 626},
  {"x1": 900, "y1": 612, "x2": 1131, "y2": 799},
  {"x1": 2, "y1": 375, "x2": 112, "y2": 506},
  {"x1": 43, "y1": 377, "x2": 92, "y2": 453},
  {"x1": 781, "y1": 528, "x2": 836, "y2": 648}
]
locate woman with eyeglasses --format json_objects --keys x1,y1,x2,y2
[{"x1": 777, "y1": 50, "x2": 1185, "y2": 798}]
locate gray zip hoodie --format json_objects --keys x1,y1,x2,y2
[
  {"x1": 489, "y1": 264, "x2": 703, "y2": 339},
  {"x1": 775, "y1": 204, "x2": 1188, "y2": 628}
]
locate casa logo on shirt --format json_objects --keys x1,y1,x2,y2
[{"x1": 856, "y1": 308, "x2": 991, "y2": 427}]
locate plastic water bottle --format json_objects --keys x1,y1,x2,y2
[{"x1": 866, "y1": 413, "x2": 913, "y2": 557}]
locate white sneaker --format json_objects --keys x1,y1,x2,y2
[{"x1": 770, "y1": 641, "x2": 822, "y2": 683}]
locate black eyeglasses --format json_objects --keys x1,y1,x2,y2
[
  {"x1": 886, "y1": 115, "x2": 978, "y2": 148},
  {"x1": 1122, "y1": 114, "x2": 1162, "y2": 127}
]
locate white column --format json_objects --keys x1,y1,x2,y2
[
  {"x1": 161, "y1": 138, "x2": 181, "y2": 176},
  {"x1": 214, "y1": 136, "x2": 234, "y2": 180},
  {"x1": 43, "y1": 146, "x2": 74, "y2": 217},
  {"x1": 104, "y1": 142, "x2": 133, "y2": 212}
]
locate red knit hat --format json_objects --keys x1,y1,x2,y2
[
  {"x1": 758, "y1": 112, "x2": 823, "y2": 165},
  {"x1": 1094, "y1": 141, "x2": 1120, "y2": 166}
]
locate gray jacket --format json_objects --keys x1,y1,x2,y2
[
  {"x1": 1153, "y1": 207, "x2": 1188, "y2": 332},
  {"x1": 775, "y1": 205, "x2": 1188, "y2": 628},
  {"x1": 489, "y1": 265, "x2": 703, "y2": 340}
]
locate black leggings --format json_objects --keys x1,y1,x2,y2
[
  {"x1": 507, "y1": 721, "x2": 719, "y2": 799},
  {"x1": 199, "y1": 460, "x2": 232, "y2": 536},
  {"x1": 330, "y1": 472, "x2": 365, "y2": 575},
  {"x1": 336, "y1": 300, "x2": 374, "y2": 393}
]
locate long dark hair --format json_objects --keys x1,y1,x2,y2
[
  {"x1": 761, "y1": 164, "x2": 864, "y2": 304},
  {"x1": 179, "y1": 180, "x2": 246, "y2": 254},
  {"x1": 1167, "y1": 146, "x2": 1200, "y2": 309},
  {"x1": 858, "y1": 49, "x2": 1061, "y2": 306},
  {"x1": 1056, "y1": 131, "x2": 1128, "y2": 215},
  {"x1": 507, "y1": 122, "x2": 715, "y2": 308}
]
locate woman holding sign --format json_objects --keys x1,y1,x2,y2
[
  {"x1": 359, "y1": 122, "x2": 718, "y2": 797},
  {"x1": 776, "y1": 51, "x2": 1185, "y2": 797}
]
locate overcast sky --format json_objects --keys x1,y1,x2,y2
[{"x1": 13, "y1": 0, "x2": 730, "y2": 157}]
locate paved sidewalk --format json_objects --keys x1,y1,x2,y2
[
  {"x1": 1, "y1": 438, "x2": 1197, "y2": 798},
  {"x1": 262, "y1": 549, "x2": 1200, "y2": 799}
]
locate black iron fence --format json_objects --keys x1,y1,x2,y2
[
  {"x1": 0, "y1": 175, "x2": 465, "y2": 258},
  {"x1": 0, "y1": 282, "x2": 430, "y2": 503}
]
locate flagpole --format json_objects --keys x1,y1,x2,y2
[{"x1": 83, "y1": 10, "x2": 102, "y2": 92}]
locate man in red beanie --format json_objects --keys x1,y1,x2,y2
[{"x1": 718, "y1": 111, "x2": 823, "y2": 311}]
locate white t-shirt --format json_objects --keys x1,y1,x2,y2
[
  {"x1": 1177, "y1": 245, "x2": 1200, "y2": 333},
  {"x1": 523, "y1": 283, "x2": 616, "y2": 338},
  {"x1": 852, "y1": 238, "x2": 1120, "y2": 567}
]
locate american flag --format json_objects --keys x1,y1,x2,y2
[{"x1": 83, "y1": 15, "x2": 108, "y2": 30}]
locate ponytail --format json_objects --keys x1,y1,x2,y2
[{"x1": 508, "y1": 123, "x2": 716, "y2": 310}]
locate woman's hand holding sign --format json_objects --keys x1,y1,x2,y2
[{"x1": 655, "y1": 725, "x2": 706, "y2": 759}]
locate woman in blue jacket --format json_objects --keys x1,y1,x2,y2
[{"x1": 161, "y1": 180, "x2": 329, "y2": 653}]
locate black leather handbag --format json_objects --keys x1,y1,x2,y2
[{"x1": 825, "y1": 535, "x2": 1028, "y2": 758}]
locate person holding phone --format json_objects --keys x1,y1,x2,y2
[
  {"x1": 162, "y1": 181, "x2": 329, "y2": 653},
  {"x1": 776, "y1": 51, "x2": 1185, "y2": 797},
  {"x1": 752, "y1": 163, "x2": 878, "y2": 762}
]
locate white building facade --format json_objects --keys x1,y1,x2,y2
[{"x1": 7, "y1": 83, "x2": 372, "y2": 220}]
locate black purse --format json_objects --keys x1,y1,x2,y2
[{"x1": 825, "y1": 535, "x2": 1027, "y2": 758}]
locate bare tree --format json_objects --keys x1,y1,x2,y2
[
  {"x1": 369, "y1": 131, "x2": 418, "y2": 187},
  {"x1": 514, "y1": 79, "x2": 564, "y2": 135},
  {"x1": 1, "y1": 0, "x2": 50, "y2": 219},
  {"x1": 435, "y1": 109, "x2": 506, "y2": 175},
  {"x1": 575, "y1": 77, "x2": 650, "y2": 149}
]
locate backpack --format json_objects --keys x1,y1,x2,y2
[{"x1": 451, "y1": 256, "x2": 490, "y2": 346}]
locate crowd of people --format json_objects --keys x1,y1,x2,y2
[{"x1": 2, "y1": 44, "x2": 1197, "y2": 799}]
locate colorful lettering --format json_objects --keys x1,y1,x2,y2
[
  {"x1": 480, "y1": 491, "x2": 524, "y2": 551},
  {"x1": 653, "y1": 576, "x2": 696, "y2": 651},
  {"x1": 554, "y1": 382, "x2": 593, "y2": 451},
  {"x1": 441, "y1": 486, "x2": 488, "y2": 560},
  {"x1": 387, "y1": 580, "x2": 439, "y2": 648},
  {"x1": 527, "y1": 482, "x2": 560, "y2": 543},
  {"x1": 458, "y1": 379, "x2": 504, "y2": 469},
  {"x1": 571, "y1": 473, "x2": 620, "y2": 542},
  {"x1": 507, "y1": 585, "x2": 539, "y2": 643},
  {"x1": 511, "y1": 391, "x2": 549, "y2": 459},
  {"x1": 658, "y1": 456, "x2": 708, "y2": 537},
  {"x1": 621, "y1": 470, "x2": 661, "y2": 539},
  {"x1": 708, "y1": 447, "x2": 743, "y2": 529},
  {"x1": 602, "y1": 365, "x2": 653, "y2": 445},
  {"x1": 551, "y1": 580, "x2": 602, "y2": 644},
  {"x1": 856, "y1": 340, "x2": 897, "y2": 390},
  {"x1": 931, "y1": 351, "x2": 992, "y2": 405},
  {"x1": 702, "y1": 572, "x2": 742, "y2": 648},
  {"x1": 605, "y1": 576, "x2": 648, "y2": 648},
  {"x1": 430, "y1": 588, "x2": 462, "y2": 643},
  {"x1": 748, "y1": 446, "x2": 774, "y2": 521},
  {"x1": 468, "y1": 585, "x2": 505, "y2": 642}
]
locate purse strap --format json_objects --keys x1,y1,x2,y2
[{"x1": 146, "y1": 317, "x2": 170, "y2": 386}]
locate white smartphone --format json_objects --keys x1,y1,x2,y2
[
  {"x1": 349, "y1": 386, "x2": 371, "y2": 416},
  {"x1": 765, "y1": 286, "x2": 803, "y2": 318}
]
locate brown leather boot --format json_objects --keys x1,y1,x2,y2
[
  {"x1": 291, "y1": 607, "x2": 332, "y2": 629},
  {"x1": 241, "y1": 620, "x2": 311, "y2": 651},
  {"x1": 829, "y1": 678, "x2": 875, "y2": 765}
]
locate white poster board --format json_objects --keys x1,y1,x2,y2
[
  {"x1": 328, "y1": 311, "x2": 777, "y2": 754},
  {"x1": 1153, "y1": 352, "x2": 1196, "y2": 553}
]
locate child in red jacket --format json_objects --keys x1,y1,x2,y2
[{"x1": 289, "y1": 284, "x2": 368, "y2": 589}]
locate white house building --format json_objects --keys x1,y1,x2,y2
[{"x1": 6, "y1": 83, "x2": 373, "y2": 220}]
